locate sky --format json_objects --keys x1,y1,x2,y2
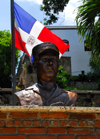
[{"x1": 0, "y1": 0, "x2": 82, "y2": 32}]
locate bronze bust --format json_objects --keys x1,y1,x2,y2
[{"x1": 15, "y1": 42, "x2": 77, "y2": 106}]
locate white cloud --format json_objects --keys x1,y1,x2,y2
[
  {"x1": 58, "y1": 0, "x2": 82, "y2": 26},
  {"x1": 15, "y1": 0, "x2": 82, "y2": 26},
  {"x1": 16, "y1": 0, "x2": 42, "y2": 5}
]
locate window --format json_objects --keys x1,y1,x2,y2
[{"x1": 63, "y1": 39, "x2": 69, "y2": 52}]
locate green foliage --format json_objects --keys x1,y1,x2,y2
[
  {"x1": 71, "y1": 73, "x2": 100, "y2": 83},
  {"x1": 89, "y1": 58, "x2": 100, "y2": 75},
  {"x1": 22, "y1": 63, "x2": 26, "y2": 70},
  {"x1": 97, "y1": 82, "x2": 100, "y2": 90},
  {"x1": 71, "y1": 74, "x2": 87, "y2": 82},
  {"x1": 76, "y1": 0, "x2": 100, "y2": 67},
  {"x1": 68, "y1": 86, "x2": 94, "y2": 91},
  {"x1": 88, "y1": 58, "x2": 100, "y2": 90},
  {"x1": 40, "y1": 0, "x2": 69, "y2": 25},
  {"x1": 56, "y1": 65, "x2": 71, "y2": 88},
  {"x1": 0, "y1": 30, "x2": 20, "y2": 87}
]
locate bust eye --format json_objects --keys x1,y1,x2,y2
[
  {"x1": 41, "y1": 58, "x2": 48, "y2": 61},
  {"x1": 52, "y1": 57, "x2": 58, "y2": 61},
  {"x1": 53, "y1": 58, "x2": 57, "y2": 61}
]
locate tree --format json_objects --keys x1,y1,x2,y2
[
  {"x1": 89, "y1": 58, "x2": 100, "y2": 76},
  {"x1": 40, "y1": 0, "x2": 69, "y2": 25},
  {"x1": 0, "y1": 30, "x2": 20, "y2": 88},
  {"x1": 76, "y1": 0, "x2": 100, "y2": 67}
]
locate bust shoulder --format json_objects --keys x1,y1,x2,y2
[
  {"x1": 61, "y1": 89, "x2": 77, "y2": 106},
  {"x1": 15, "y1": 83, "x2": 38, "y2": 106}
]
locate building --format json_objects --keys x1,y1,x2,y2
[{"x1": 47, "y1": 26, "x2": 91, "y2": 76}]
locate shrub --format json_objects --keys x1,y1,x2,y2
[{"x1": 56, "y1": 65, "x2": 71, "y2": 89}]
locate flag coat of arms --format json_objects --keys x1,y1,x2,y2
[{"x1": 14, "y1": 2, "x2": 69, "y2": 58}]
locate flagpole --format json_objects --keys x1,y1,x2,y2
[{"x1": 11, "y1": 0, "x2": 16, "y2": 105}]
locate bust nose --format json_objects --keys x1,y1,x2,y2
[
  {"x1": 49, "y1": 61, "x2": 53, "y2": 65},
  {"x1": 48, "y1": 59, "x2": 53, "y2": 65}
]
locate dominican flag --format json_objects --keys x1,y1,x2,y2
[{"x1": 14, "y1": 2, "x2": 69, "y2": 58}]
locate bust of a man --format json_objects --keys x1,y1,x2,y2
[{"x1": 15, "y1": 42, "x2": 77, "y2": 106}]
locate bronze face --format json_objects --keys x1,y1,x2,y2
[{"x1": 37, "y1": 49, "x2": 59, "y2": 82}]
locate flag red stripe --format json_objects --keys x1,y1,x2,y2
[
  {"x1": 15, "y1": 28, "x2": 29, "y2": 56},
  {"x1": 38, "y1": 27, "x2": 69, "y2": 54}
]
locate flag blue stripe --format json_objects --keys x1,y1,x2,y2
[{"x1": 14, "y1": 2, "x2": 36, "y2": 34}]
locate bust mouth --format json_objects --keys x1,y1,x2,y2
[
  {"x1": 45, "y1": 73, "x2": 54, "y2": 77},
  {"x1": 47, "y1": 68, "x2": 53, "y2": 71},
  {"x1": 46, "y1": 67, "x2": 54, "y2": 71}
]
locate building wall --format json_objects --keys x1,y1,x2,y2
[
  {"x1": 48, "y1": 26, "x2": 91, "y2": 76},
  {"x1": 0, "y1": 106, "x2": 100, "y2": 139}
]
